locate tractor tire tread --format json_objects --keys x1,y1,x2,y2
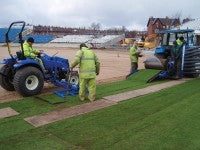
[
  {"x1": 0, "y1": 65, "x2": 15, "y2": 91},
  {"x1": 13, "y1": 66, "x2": 44, "y2": 96}
]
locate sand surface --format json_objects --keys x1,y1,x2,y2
[{"x1": 0, "y1": 45, "x2": 146, "y2": 102}]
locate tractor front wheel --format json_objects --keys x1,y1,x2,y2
[
  {"x1": 0, "y1": 65, "x2": 15, "y2": 91},
  {"x1": 14, "y1": 67, "x2": 44, "y2": 96}
]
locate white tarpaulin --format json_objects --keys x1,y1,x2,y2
[{"x1": 179, "y1": 18, "x2": 200, "y2": 31}]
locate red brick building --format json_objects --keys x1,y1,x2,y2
[{"x1": 147, "y1": 16, "x2": 180, "y2": 35}]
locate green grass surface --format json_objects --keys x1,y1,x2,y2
[
  {"x1": 0, "y1": 70, "x2": 159, "y2": 142},
  {"x1": 1, "y1": 70, "x2": 200, "y2": 149}
]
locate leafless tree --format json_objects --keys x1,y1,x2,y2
[
  {"x1": 91, "y1": 22, "x2": 101, "y2": 30},
  {"x1": 90, "y1": 22, "x2": 101, "y2": 37},
  {"x1": 171, "y1": 11, "x2": 182, "y2": 20}
]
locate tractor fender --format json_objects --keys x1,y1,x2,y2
[
  {"x1": 0, "y1": 60, "x2": 6, "y2": 64},
  {"x1": 0, "y1": 57, "x2": 15, "y2": 65},
  {"x1": 14, "y1": 58, "x2": 43, "y2": 72}
]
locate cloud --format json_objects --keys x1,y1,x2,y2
[{"x1": 0, "y1": 0, "x2": 199, "y2": 30}]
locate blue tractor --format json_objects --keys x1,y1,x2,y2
[
  {"x1": 0, "y1": 21, "x2": 79, "y2": 97},
  {"x1": 145, "y1": 29, "x2": 200, "y2": 82}
]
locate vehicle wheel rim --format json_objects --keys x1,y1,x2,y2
[
  {"x1": 25, "y1": 75, "x2": 39, "y2": 90},
  {"x1": 70, "y1": 76, "x2": 79, "y2": 85}
]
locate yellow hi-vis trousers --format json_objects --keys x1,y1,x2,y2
[
  {"x1": 35, "y1": 57, "x2": 45, "y2": 69},
  {"x1": 79, "y1": 78, "x2": 96, "y2": 101},
  {"x1": 28, "y1": 54, "x2": 45, "y2": 70}
]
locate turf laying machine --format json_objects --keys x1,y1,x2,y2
[
  {"x1": 0, "y1": 21, "x2": 79, "y2": 98},
  {"x1": 145, "y1": 29, "x2": 200, "y2": 83}
]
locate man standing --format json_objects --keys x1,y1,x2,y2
[
  {"x1": 22, "y1": 37, "x2": 45, "y2": 69},
  {"x1": 171, "y1": 36, "x2": 184, "y2": 79},
  {"x1": 126, "y1": 41, "x2": 141, "y2": 78},
  {"x1": 71, "y1": 43, "x2": 100, "y2": 101}
]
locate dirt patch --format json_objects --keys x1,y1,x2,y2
[
  {"x1": 0, "y1": 107, "x2": 19, "y2": 119},
  {"x1": 0, "y1": 45, "x2": 146, "y2": 103},
  {"x1": 103, "y1": 79, "x2": 189, "y2": 102},
  {"x1": 97, "y1": 76, "x2": 126, "y2": 84},
  {"x1": 24, "y1": 99, "x2": 117, "y2": 127},
  {"x1": 0, "y1": 83, "x2": 57, "y2": 103}
]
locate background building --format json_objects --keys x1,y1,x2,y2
[{"x1": 147, "y1": 16, "x2": 180, "y2": 35}]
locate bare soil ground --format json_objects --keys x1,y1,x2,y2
[
  {"x1": 0, "y1": 107, "x2": 19, "y2": 119},
  {"x1": 25, "y1": 99, "x2": 117, "y2": 127},
  {"x1": 0, "y1": 45, "x2": 146, "y2": 103},
  {"x1": 103, "y1": 79, "x2": 188, "y2": 102}
]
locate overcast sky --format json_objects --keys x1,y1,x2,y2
[{"x1": 0, "y1": 0, "x2": 199, "y2": 30}]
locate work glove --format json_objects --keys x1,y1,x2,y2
[
  {"x1": 38, "y1": 50, "x2": 44, "y2": 57},
  {"x1": 30, "y1": 53, "x2": 37, "y2": 58},
  {"x1": 38, "y1": 53, "x2": 44, "y2": 58},
  {"x1": 138, "y1": 54, "x2": 143, "y2": 57}
]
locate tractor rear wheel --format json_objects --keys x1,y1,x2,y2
[
  {"x1": 0, "y1": 65, "x2": 15, "y2": 91},
  {"x1": 13, "y1": 67, "x2": 44, "y2": 96}
]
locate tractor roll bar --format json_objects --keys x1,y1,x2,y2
[{"x1": 5, "y1": 21, "x2": 26, "y2": 58}]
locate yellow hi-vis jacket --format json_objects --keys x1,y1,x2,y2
[
  {"x1": 129, "y1": 45, "x2": 138, "y2": 63},
  {"x1": 22, "y1": 41, "x2": 39, "y2": 58},
  {"x1": 176, "y1": 39, "x2": 183, "y2": 46},
  {"x1": 71, "y1": 47, "x2": 100, "y2": 79}
]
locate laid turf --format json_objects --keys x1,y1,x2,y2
[
  {"x1": 0, "y1": 70, "x2": 159, "y2": 141},
  {"x1": 36, "y1": 69, "x2": 162, "y2": 103},
  {"x1": 0, "y1": 69, "x2": 160, "y2": 113},
  {"x1": 42, "y1": 78, "x2": 200, "y2": 150},
  {"x1": 2, "y1": 70, "x2": 199, "y2": 149}
]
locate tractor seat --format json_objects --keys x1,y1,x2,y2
[{"x1": 16, "y1": 51, "x2": 26, "y2": 60}]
